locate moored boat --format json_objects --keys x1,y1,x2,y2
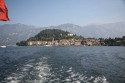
[{"x1": 0, "y1": 46, "x2": 7, "y2": 48}]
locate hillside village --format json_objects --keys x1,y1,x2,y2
[
  {"x1": 1, "y1": 22, "x2": 125, "y2": 46},
  {"x1": 16, "y1": 29, "x2": 125, "y2": 46},
  {"x1": 27, "y1": 37, "x2": 100, "y2": 46},
  {"x1": 17, "y1": 29, "x2": 101, "y2": 46}
]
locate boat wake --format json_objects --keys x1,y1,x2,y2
[{"x1": 3, "y1": 57, "x2": 109, "y2": 83}]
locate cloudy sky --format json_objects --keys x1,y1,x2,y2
[{"x1": 1, "y1": 0, "x2": 125, "y2": 26}]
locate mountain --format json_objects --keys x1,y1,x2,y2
[
  {"x1": 0, "y1": 22, "x2": 125, "y2": 45},
  {"x1": 28, "y1": 29, "x2": 83, "y2": 41},
  {"x1": 44, "y1": 22, "x2": 125, "y2": 38},
  {"x1": 0, "y1": 23, "x2": 43, "y2": 45},
  {"x1": 16, "y1": 29, "x2": 84, "y2": 46}
]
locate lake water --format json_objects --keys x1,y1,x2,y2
[{"x1": 0, "y1": 46, "x2": 125, "y2": 83}]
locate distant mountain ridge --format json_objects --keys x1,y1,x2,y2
[
  {"x1": 0, "y1": 23, "x2": 43, "y2": 45},
  {"x1": 44, "y1": 22, "x2": 125, "y2": 38},
  {"x1": 0, "y1": 22, "x2": 125, "y2": 45}
]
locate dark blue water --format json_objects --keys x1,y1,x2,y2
[{"x1": 0, "y1": 46, "x2": 125, "y2": 83}]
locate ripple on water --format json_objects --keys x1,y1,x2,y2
[{"x1": 3, "y1": 57, "x2": 109, "y2": 83}]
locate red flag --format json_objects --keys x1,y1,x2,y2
[{"x1": 0, "y1": 0, "x2": 9, "y2": 21}]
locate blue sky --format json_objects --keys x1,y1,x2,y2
[{"x1": 1, "y1": 0, "x2": 125, "y2": 26}]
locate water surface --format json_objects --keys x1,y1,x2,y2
[{"x1": 0, "y1": 46, "x2": 125, "y2": 83}]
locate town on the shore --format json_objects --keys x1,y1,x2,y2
[
  {"x1": 27, "y1": 38, "x2": 100, "y2": 46},
  {"x1": 16, "y1": 29, "x2": 125, "y2": 46}
]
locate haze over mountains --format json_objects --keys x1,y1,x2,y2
[
  {"x1": 0, "y1": 24, "x2": 42, "y2": 45},
  {"x1": 0, "y1": 22, "x2": 125, "y2": 45}
]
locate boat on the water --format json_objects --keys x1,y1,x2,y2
[
  {"x1": 0, "y1": 46, "x2": 7, "y2": 48},
  {"x1": 44, "y1": 45, "x2": 52, "y2": 47}
]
